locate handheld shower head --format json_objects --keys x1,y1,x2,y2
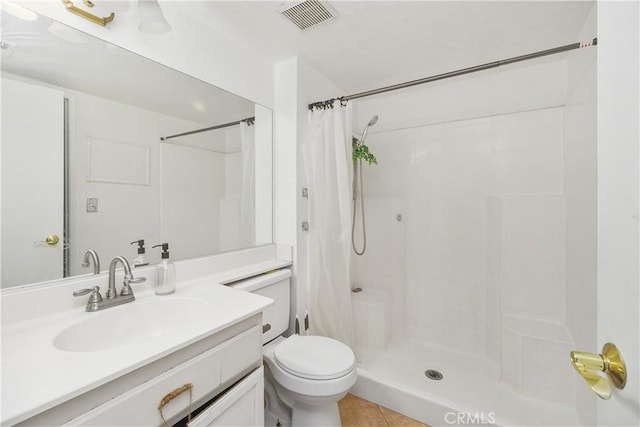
[
  {"x1": 353, "y1": 114, "x2": 379, "y2": 256},
  {"x1": 360, "y1": 115, "x2": 379, "y2": 143}
]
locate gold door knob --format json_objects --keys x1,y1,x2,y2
[
  {"x1": 570, "y1": 343, "x2": 626, "y2": 400},
  {"x1": 44, "y1": 235, "x2": 60, "y2": 246}
]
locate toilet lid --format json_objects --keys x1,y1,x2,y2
[{"x1": 274, "y1": 335, "x2": 355, "y2": 380}]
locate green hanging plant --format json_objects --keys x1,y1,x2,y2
[{"x1": 352, "y1": 137, "x2": 377, "y2": 165}]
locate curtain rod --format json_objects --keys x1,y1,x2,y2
[
  {"x1": 160, "y1": 116, "x2": 255, "y2": 141},
  {"x1": 308, "y1": 38, "x2": 597, "y2": 110}
]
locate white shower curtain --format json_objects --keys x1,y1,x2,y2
[
  {"x1": 239, "y1": 121, "x2": 255, "y2": 248},
  {"x1": 301, "y1": 101, "x2": 355, "y2": 348}
]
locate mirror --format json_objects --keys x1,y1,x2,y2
[{"x1": 1, "y1": 9, "x2": 273, "y2": 288}]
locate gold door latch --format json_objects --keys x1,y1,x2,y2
[
  {"x1": 570, "y1": 343, "x2": 627, "y2": 400},
  {"x1": 44, "y1": 235, "x2": 60, "y2": 246},
  {"x1": 34, "y1": 235, "x2": 60, "y2": 247}
]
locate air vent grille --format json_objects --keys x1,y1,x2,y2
[{"x1": 279, "y1": 0, "x2": 338, "y2": 31}]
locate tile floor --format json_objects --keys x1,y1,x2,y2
[{"x1": 338, "y1": 394, "x2": 428, "y2": 427}]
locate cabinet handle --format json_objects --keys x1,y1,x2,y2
[
  {"x1": 158, "y1": 383, "x2": 193, "y2": 426},
  {"x1": 262, "y1": 323, "x2": 271, "y2": 334}
]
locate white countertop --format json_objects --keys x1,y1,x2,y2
[{"x1": 1, "y1": 275, "x2": 275, "y2": 425}]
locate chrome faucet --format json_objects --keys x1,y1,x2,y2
[
  {"x1": 81, "y1": 250, "x2": 100, "y2": 274},
  {"x1": 107, "y1": 256, "x2": 131, "y2": 299},
  {"x1": 107, "y1": 256, "x2": 144, "y2": 299},
  {"x1": 74, "y1": 256, "x2": 146, "y2": 312}
]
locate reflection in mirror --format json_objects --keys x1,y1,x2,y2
[
  {"x1": 1, "y1": 9, "x2": 272, "y2": 288},
  {"x1": 160, "y1": 117, "x2": 257, "y2": 261}
]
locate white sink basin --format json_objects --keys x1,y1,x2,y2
[{"x1": 54, "y1": 298, "x2": 211, "y2": 352}]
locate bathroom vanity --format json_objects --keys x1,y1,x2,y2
[{"x1": 1, "y1": 245, "x2": 292, "y2": 426}]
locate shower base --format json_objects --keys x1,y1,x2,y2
[{"x1": 351, "y1": 339, "x2": 581, "y2": 426}]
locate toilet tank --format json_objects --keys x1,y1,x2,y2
[{"x1": 227, "y1": 269, "x2": 291, "y2": 344}]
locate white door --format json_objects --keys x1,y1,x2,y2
[
  {"x1": 596, "y1": 2, "x2": 639, "y2": 426},
  {"x1": 1, "y1": 77, "x2": 64, "y2": 287}
]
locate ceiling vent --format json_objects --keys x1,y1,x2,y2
[{"x1": 278, "y1": 0, "x2": 338, "y2": 31}]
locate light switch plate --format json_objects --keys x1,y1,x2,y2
[{"x1": 87, "y1": 198, "x2": 98, "y2": 213}]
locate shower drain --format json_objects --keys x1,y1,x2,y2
[{"x1": 425, "y1": 369, "x2": 443, "y2": 380}]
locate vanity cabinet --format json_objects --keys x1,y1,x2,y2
[
  {"x1": 17, "y1": 316, "x2": 263, "y2": 427},
  {"x1": 188, "y1": 367, "x2": 264, "y2": 427}
]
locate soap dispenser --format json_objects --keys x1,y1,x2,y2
[
  {"x1": 152, "y1": 243, "x2": 175, "y2": 295},
  {"x1": 130, "y1": 239, "x2": 149, "y2": 267}
]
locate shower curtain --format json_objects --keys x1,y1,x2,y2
[
  {"x1": 239, "y1": 121, "x2": 255, "y2": 248},
  {"x1": 302, "y1": 100, "x2": 355, "y2": 347}
]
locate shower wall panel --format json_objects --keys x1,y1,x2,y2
[
  {"x1": 351, "y1": 197, "x2": 405, "y2": 350},
  {"x1": 354, "y1": 107, "x2": 566, "y2": 361}
]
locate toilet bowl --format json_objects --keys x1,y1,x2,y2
[
  {"x1": 263, "y1": 335, "x2": 357, "y2": 425},
  {"x1": 229, "y1": 270, "x2": 357, "y2": 426}
]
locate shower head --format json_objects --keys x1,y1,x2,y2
[{"x1": 360, "y1": 115, "x2": 379, "y2": 143}]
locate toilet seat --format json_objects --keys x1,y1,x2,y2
[
  {"x1": 263, "y1": 336, "x2": 358, "y2": 398},
  {"x1": 274, "y1": 335, "x2": 356, "y2": 380}
]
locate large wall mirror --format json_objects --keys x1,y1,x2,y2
[{"x1": 1, "y1": 9, "x2": 273, "y2": 288}]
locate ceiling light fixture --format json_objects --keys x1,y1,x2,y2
[
  {"x1": 138, "y1": 0, "x2": 171, "y2": 35},
  {"x1": 0, "y1": 0, "x2": 38, "y2": 21}
]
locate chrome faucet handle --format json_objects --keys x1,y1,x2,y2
[
  {"x1": 126, "y1": 275, "x2": 146, "y2": 284},
  {"x1": 73, "y1": 286, "x2": 102, "y2": 301},
  {"x1": 73, "y1": 286, "x2": 103, "y2": 311},
  {"x1": 121, "y1": 274, "x2": 146, "y2": 297}
]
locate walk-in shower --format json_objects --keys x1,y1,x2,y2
[
  {"x1": 352, "y1": 115, "x2": 378, "y2": 256},
  {"x1": 305, "y1": 8, "x2": 598, "y2": 424},
  {"x1": 347, "y1": 38, "x2": 597, "y2": 426}
]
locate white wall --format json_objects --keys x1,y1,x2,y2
[
  {"x1": 17, "y1": 1, "x2": 274, "y2": 108},
  {"x1": 254, "y1": 104, "x2": 274, "y2": 246},
  {"x1": 273, "y1": 58, "x2": 299, "y2": 334},
  {"x1": 70, "y1": 90, "x2": 160, "y2": 272},
  {"x1": 66, "y1": 87, "x2": 219, "y2": 274},
  {"x1": 597, "y1": 2, "x2": 639, "y2": 425},
  {"x1": 161, "y1": 143, "x2": 225, "y2": 260},
  {"x1": 354, "y1": 57, "x2": 567, "y2": 134},
  {"x1": 273, "y1": 56, "x2": 344, "y2": 332},
  {"x1": 163, "y1": 124, "x2": 260, "y2": 258}
]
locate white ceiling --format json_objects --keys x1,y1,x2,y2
[{"x1": 193, "y1": 0, "x2": 595, "y2": 95}]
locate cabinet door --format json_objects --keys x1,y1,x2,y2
[
  {"x1": 188, "y1": 367, "x2": 264, "y2": 427},
  {"x1": 65, "y1": 326, "x2": 261, "y2": 426}
]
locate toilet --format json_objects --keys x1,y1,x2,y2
[{"x1": 229, "y1": 269, "x2": 357, "y2": 426}]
